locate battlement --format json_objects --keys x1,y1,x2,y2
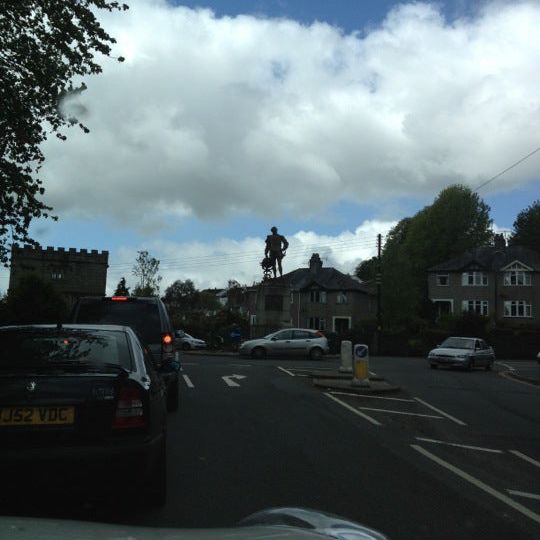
[{"x1": 12, "y1": 244, "x2": 109, "y2": 262}]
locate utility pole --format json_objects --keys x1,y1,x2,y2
[{"x1": 376, "y1": 233, "x2": 382, "y2": 355}]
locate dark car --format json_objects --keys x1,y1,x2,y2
[
  {"x1": 71, "y1": 296, "x2": 180, "y2": 411},
  {"x1": 0, "y1": 324, "x2": 168, "y2": 506}
]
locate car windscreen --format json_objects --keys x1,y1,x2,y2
[
  {"x1": 75, "y1": 301, "x2": 161, "y2": 344},
  {"x1": 0, "y1": 329, "x2": 132, "y2": 371},
  {"x1": 440, "y1": 337, "x2": 475, "y2": 349}
]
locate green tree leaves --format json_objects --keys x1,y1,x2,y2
[{"x1": 509, "y1": 200, "x2": 540, "y2": 253}]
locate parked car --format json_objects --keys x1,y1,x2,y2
[
  {"x1": 175, "y1": 330, "x2": 207, "y2": 350},
  {"x1": 239, "y1": 328, "x2": 329, "y2": 360},
  {"x1": 0, "y1": 324, "x2": 168, "y2": 506},
  {"x1": 71, "y1": 296, "x2": 180, "y2": 411},
  {"x1": 427, "y1": 336, "x2": 495, "y2": 370}
]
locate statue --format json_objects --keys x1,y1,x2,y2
[{"x1": 262, "y1": 226, "x2": 289, "y2": 279}]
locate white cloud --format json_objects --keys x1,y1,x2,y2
[
  {"x1": 106, "y1": 219, "x2": 397, "y2": 292},
  {"x1": 38, "y1": 0, "x2": 540, "y2": 230}
]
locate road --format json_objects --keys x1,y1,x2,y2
[{"x1": 3, "y1": 355, "x2": 540, "y2": 540}]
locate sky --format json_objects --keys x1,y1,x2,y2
[{"x1": 2, "y1": 0, "x2": 540, "y2": 294}]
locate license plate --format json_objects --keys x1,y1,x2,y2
[{"x1": 0, "y1": 406, "x2": 75, "y2": 426}]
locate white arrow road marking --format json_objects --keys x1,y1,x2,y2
[
  {"x1": 182, "y1": 374, "x2": 194, "y2": 388},
  {"x1": 222, "y1": 374, "x2": 247, "y2": 387},
  {"x1": 507, "y1": 490, "x2": 540, "y2": 501}
]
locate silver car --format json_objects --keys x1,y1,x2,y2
[
  {"x1": 427, "y1": 336, "x2": 495, "y2": 370},
  {"x1": 175, "y1": 330, "x2": 207, "y2": 351},
  {"x1": 239, "y1": 328, "x2": 329, "y2": 360}
]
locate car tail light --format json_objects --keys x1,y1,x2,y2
[
  {"x1": 111, "y1": 296, "x2": 129, "y2": 301},
  {"x1": 112, "y1": 385, "x2": 146, "y2": 429},
  {"x1": 162, "y1": 332, "x2": 174, "y2": 353},
  {"x1": 315, "y1": 331, "x2": 325, "y2": 337}
]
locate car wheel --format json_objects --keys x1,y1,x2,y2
[
  {"x1": 309, "y1": 347, "x2": 323, "y2": 361},
  {"x1": 485, "y1": 357, "x2": 494, "y2": 371},
  {"x1": 166, "y1": 380, "x2": 179, "y2": 412},
  {"x1": 181, "y1": 342, "x2": 191, "y2": 351},
  {"x1": 251, "y1": 347, "x2": 266, "y2": 359},
  {"x1": 145, "y1": 436, "x2": 167, "y2": 507},
  {"x1": 467, "y1": 358, "x2": 475, "y2": 371}
]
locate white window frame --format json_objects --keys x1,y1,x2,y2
[
  {"x1": 336, "y1": 291, "x2": 348, "y2": 304},
  {"x1": 462, "y1": 271, "x2": 488, "y2": 286},
  {"x1": 503, "y1": 300, "x2": 532, "y2": 318},
  {"x1": 308, "y1": 317, "x2": 326, "y2": 330},
  {"x1": 51, "y1": 271, "x2": 63, "y2": 280},
  {"x1": 332, "y1": 316, "x2": 352, "y2": 332},
  {"x1": 310, "y1": 289, "x2": 327, "y2": 304},
  {"x1": 503, "y1": 270, "x2": 532, "y2": 286},
  {"x1": 461, "y1": 299, "x2": 489, "y2": 316},
  {"x1": 436, "y1": 274, "x2": 449, "y2": 286},
  {"x1": 432, "y1": 299, "x2": 454, "y2": 314}
]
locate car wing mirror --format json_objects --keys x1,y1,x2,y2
[{"x1": 271, "y1": 337, "x2": 277, "y2": 341}]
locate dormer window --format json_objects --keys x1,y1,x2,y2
[{"x1": 503, "y1": 262, "x2": 532, "y2": 286}]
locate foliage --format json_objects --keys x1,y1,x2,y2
[
  {"x1": 163, "y1": 279, "x2": 198, "y2": 312},
  {"x1": 354, "y1": 256, "x2": 378, "y2": 282},
  {"x1": 4, "y1": 274, "x2": 67, "y2": 324},
  {"x1": 509, "y1": 200, "x2": 540, "y2": 253},
  {"x1": 0, "y1": 1, "x2": 128, "y2": 265},
  {"x1": 114, "y1": 277, "x2": 130, "y2": 296},
  {"x1": 132, "y1": 250, "x2": 162, "y2": 296},
  {"x1": 381, "y1": 185, "x2": 493, "y2": 329}
]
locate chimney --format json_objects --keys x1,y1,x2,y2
[
  {"x1": 309, "y1": 253, "x2": 323, "y2": 273},
  {"x1": 493, "y1": 233, "x2": 506, "y2": 250}
]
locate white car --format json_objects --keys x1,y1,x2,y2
[
  {"x1": 175, "y1": 330, "x2": 207, "y2": 351},
  {"x1": 427, "y1": 336, "x2": 495, "y2": 370},
  {"x1": 239, "y1": 328, "x2": 329, "y2": 360}
]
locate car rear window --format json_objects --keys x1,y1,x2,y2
[
  {"x1": 0, "y1": 329, "x2": 132, "y2": 371},
  {"x1": 74, "y1": 300, "x2": 162, "y2": 344}
]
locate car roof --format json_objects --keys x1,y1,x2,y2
[
  {"x1": 445, "y1": 336, "x2": 482, "y2": 340},
  {"x1": 0, "y1": 324, "x2": 132, "y2": 333}
]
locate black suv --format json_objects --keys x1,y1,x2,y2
[{"x1": 71, "y1": 296, "x2": 180, "y2": 411}]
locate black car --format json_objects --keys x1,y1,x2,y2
[
  {"x1": 71, "y1": 296, "x2": 180, "y2": 411},
  {"x1": 0, "y1": 324, "x2": 167, "y2": 506}
]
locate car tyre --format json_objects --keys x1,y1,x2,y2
[
  {"x1": 485, "y1": 358, "x2": 494, "y2": 371},
  {"x1": 181, "y1": 342, "x2": 191, "y2": 351},
  {"x1": 251, "y1": 347, "x2": 266, "y2": 360},
  {"x1": 146, "y1": 436, "x2": 167, "y2": 507},
  {"x1": 467, "y1": 358, "x2": 475, "y2": 371},
  {"x1": 166, "y1": 380, "x2": 179, "y2": 412},
  {"x1": 309, "y1": 347, "x2": 323, "y2": 361}
]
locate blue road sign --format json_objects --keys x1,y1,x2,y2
[{"x1": 354, "y1": 344, "x2": 369, "y2": 358}]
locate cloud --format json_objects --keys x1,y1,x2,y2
[
  {"x1": 106, "y1": 219, "x2": 397, "y2": 292},
  {"x1": 40, "y1": 0, "x2": 540, "y2": 230}
]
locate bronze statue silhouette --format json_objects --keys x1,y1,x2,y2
[{"x1": 264, "y1": 226, "x2": 289, "y2": 279}]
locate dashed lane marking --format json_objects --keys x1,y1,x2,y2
[
  {"x1": 324, "y1": 392, "x2": 382, "y2": 426},
  {"x1": 411, "y1": 444, "x2": 540, "y2": 525},
  {"x1": 358, "y1": 407, "x2": 443, "y2": 419},
  {"x1": 330, "y1": 391, "x2": 414, "y2": 403},
  {"x1": 415, "y1": 437, "x2": 503, "y2": 454},
  {"x1": 277, "y1": 366, "x2": 295, "y2": 377},
  {"x1": 509, "y1": 450, "x2": 540, "y2": 469},
  {"x1": 507, "y1": 490, "x2": 540, "y2": 501},
  {"x1": 182, "y1": 374, "x2": 194, "y2": 388},
  {"x1": 413, "y1": 397, "x2": 467, "y2": 426}
]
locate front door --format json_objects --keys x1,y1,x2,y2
[
  {"x1": 268, "y1": 330, "x2": 293, "y2": 356},
  {"x1": 333, "y1": 317, "x2": 351, "y2": 335}
]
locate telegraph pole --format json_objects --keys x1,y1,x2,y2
[{"x1": 376, "y1": 233, "x2": 382, "y2": 354}]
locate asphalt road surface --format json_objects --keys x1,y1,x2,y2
[{"x1": 3, "y1": 355, "x2": 539, "y2": 540}]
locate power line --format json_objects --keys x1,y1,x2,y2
[{"x1": 474, "y1": 145, "x2": 540, "y2": 192}]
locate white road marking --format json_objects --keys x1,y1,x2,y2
[
  {"x1": 369, "y1": 371, "x2": 377, "y2": 376},
  {"x1": 411, "y1": 444, "x2": 540, "y2": 525},
  {"x1": 277, "y1": 366, "x2": 295, "y2": 377},
  {"x1": 182, "y1": 374, "x2": 194, "y2": 388},
  {"x1": 509, "y1": 450, "x2": 540, "y2": 469},
  {"x1": 414, "y1": 397, "x2": 467, "y2": 426},
  {"x1": 415, "y1": 437, "x2": 503, "y2": 453},
  {"x1": 507, "y1": 490, "x2": 540, "y2": 501},
  {"x1": 222, "y1": 374, "x2": 247, "y2": 387},
  {"x1": 324, "y1": 393, "x2": 382, "y2": 426},
  {"x1": 496, "y1": 361, "x2": 515, "y2": 372},
  {"x1": 499, "y1": 370, "x2": 540, "y2": 388},
  {"x1": 330, "y1": 391, "x2": 414, "y2": 403},
  {"x1": 358, "y1": 407, "x2": 443, "y2": 419}
]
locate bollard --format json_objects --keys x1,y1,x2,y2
[
  {"x1": 339, "y1": 340, "x2": 353, "y2": 373},
  {"x1": 352, "y1": 344, "x2": 370, "y2": 387}
]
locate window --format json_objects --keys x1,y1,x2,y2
[
  {"x1": 310, "y1": 289, "x2": 326, "y2": 303},
  {"x1": 293, "y1": 330, "x2": 313, "y2": 339},
  {"x1": 308, "y1": 317, "x2": 326, "y2": 330},
  {"x1": 461, "y1": 300, "x2": 488, "y2": 316},
  {"x1": 51, "y1": 271, "x2": 63, "y2": 280},
  {"x1": 503, "y1": 270, "x2": 531, "y2": 286},
  {"x1": 264, "y1": 295, "x2": 283, "y2": 311},
  {"x1": 436, "y1": 274, "x2": 449, "y2": 286},
  {"x1": 504, "y1": 301, "x2": 532, "y2": 318},
  {"x1": 461, "y1": 271, "x2": 488, "y2": 286},
  {"x1": 336, "y1": 291, "x2": 348, "y2": 304},
  {"x1": 272, "y1": 330, "x2": 293, "y2": 340}
]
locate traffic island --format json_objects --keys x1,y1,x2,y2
[{"x1": 312, "y1": 376, "x2": 401, "y2": 394}]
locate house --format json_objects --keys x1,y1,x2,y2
[
  {"x1": 9, "y1": 245, "x2": 109, "y2": 309},
  {"x1": 427, "y1": 235, "x2": 540, "y2": 326},
  {"x1": 246, "y1": 253, "x2": 375, "y2": 336}
]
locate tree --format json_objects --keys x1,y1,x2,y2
[
  {"x1": 132, "y1": 250, "x2": 162, "y2": 296},
  {"x1": 114, "y1": 277, "x2": 130, "y2": 296},
  {"x1": 0, "y1": 1, "x2": 128, "y2": 265},
  {"x1": 509, "y1": 200, "x2": 540, "y2": 253},
  {"x1": 163, "y1": 279, "x2": 199, "y2": 312},
  {"x1": 5, "y1": 274, "x2": 67, "y2": 324},
  {"x1": 354, "y1": 256, "x2": 378, "y2": 282}
]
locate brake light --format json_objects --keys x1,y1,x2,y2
[
  {"x1": 315, "y1": 331, "x2": 325, "y2": 337},
  {"x1": 162, "y1": 332, "x2": 174, "y2": 353},
  {"x1": 112, "y1": 385, "x2": 146, "y2": 429},
  {"x1": 111, "y1": 296, "x2": 129, "y2": 301},
  {"x1": 162, "y1": 333, "x2": 173, "y2": 345}
]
